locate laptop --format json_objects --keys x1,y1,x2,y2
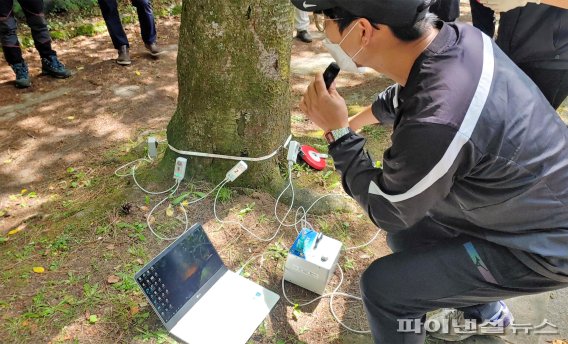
[{"x1": 135, "y1": 223, "x2": 280, "y2": 344}]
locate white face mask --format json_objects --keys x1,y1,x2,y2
[{"x1": 323, "y1": 21, "x2": 365, "y2": 73}]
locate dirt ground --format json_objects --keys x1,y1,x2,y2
[{"x1": 0, "y1": 11, "x2": 393, "y2": 344}]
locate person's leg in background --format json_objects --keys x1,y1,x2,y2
[
  {"x1": 518, "y1": 65, "x2": 568, "y2": 110},
  {"x1": 360, "y1": 233, "x2": 568, "y2": 344},
  {"x1": 469, "y1": 0, "x2": 496, "y2": 37},
  {"x1": 131, "y1": 0, "x2": 161, "y2": 57},
  {"x1": 294, "y1": 9, "x2": 312, "y2": 43},
  {"x1": 18, "y1": 0, "x2": 70, "y2": 79},
  {"x1": 429, "y1": 0, "x2": 460, "y2": 22},
  {"x1": 0, "y1": 0, "x2": 31, "y2": 88},
  {"x1": 97, "y1": 0, "x2": 131, "y2": 65}
]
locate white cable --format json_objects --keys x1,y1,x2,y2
[
  {"x1": 275, "y1": 188, "x2": 382, "y2": 251},
  {"x1": 132, "y1": 166, "x2": 178, "y2": 195},
  {"x1": 147, "y1": 181, "x2": 186, "y2": 241},
  {"x1": 213, "y1": 177, "x2": 296, "y2": 242},
  {"x1": 274, "y1": 163, "x2": 297, "y2": 227},
  {"x1": 345, "y1": 229, "x2": 382, "y2": 251},
  {"x1": 147, "y1": 179, "x2": 227, "y2": 241},
  {"x1": 281, "y1": 264, "x2": 370, "y2": 334},
  {"x1": 114, "y1": 157, "x2": 151, "y2": 177},
  {"x1": 168, "y1": 135, "x2": 292, "y2": 162}
]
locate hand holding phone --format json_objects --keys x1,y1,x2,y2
[{"x1": 323, "y1": 62, "x2": 340, "y2": 90}]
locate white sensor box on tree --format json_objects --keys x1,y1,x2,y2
[{"x1": 284, "y1": 229, "x2": 342, "y2": 295}]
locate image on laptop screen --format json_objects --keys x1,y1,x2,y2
[{"x1": 136, "y1": 225, "x2": 224, "y2": 323}]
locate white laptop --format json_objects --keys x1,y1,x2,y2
[{"x1": 135, "y1": 223, "x2": 280, "y2": 344}]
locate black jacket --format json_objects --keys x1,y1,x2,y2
[
  {"x1": 497, "y1": 4, "x2": 568, "y2": 69},
  {"x1": 329, "y1": 22, "x2": 568, "y2": 282}
]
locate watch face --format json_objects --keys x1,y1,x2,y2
[{"x1": 325, "y1": 131, "x2": 335, "y2": 144}]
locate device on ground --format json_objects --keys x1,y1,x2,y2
[
  {"x1": 284, "y1": 228, "x2": 342, "y2": 295},
  {"x1": 135, "y1": 223, "x2": 280, "y2": 344}
]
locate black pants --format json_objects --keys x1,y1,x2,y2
[
  {"x1": 97, "y1": 0, "x2": 157, "y2": 49},
  {"x1": 429, "y1": 0, "x2": 460, "y2": 22},
  {"x1": 520, "y1": 65, "x2": 568, "y2": 110},
  {"x1": 0, "y1": 0, "x2": 55, "y2": 65},
  {"x1": 360, "y1": 217, "x2": 568, "y2": 344},
  {"x1": 469, "y1": 0, "x2": 495, "y2": 37}
]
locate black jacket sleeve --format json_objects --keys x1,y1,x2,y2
[
  {"x1": 371, "y1": 84, "x2": 399, "y2": 126},
  {"x1": 329, "y1": 122, "x2": 477, "y2": 233}
]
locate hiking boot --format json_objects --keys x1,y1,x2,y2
[
  {"x1": 428, "y1": 301, "x2": 514, "y2": 342},
  {"x1": 144, "y1": 42, "x2": 162, "y2": 58},
  {"x1": 41, "y1": 55, "x2": 72, "y2": 79},
  {"x1": 11, "y1": 62, "x2": 31, "y2": 88},
  {"x1": 117, "y1": 45, "x2": 131, "y2": 65},
  {"x1": 296, "y1": 30, "x2": 313, "y2": 43}
]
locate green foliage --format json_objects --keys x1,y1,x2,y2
[
  {"x1": 217, "y1": 187, "x2": 233, "y2": 203},
  {"x1": 50, "y1": 0, "x2": 98, "y2": 13},
  {"x1": 171, "y1": 4, "x2": 182, "y2": 15},
  {"x1": 75, "y1": 23, "x2": 96, "y2": 37}
]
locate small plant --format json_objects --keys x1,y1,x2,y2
[
  {"x1": 237, "y1": 202, "x2": 255, "y2": 220},
  {"x1": 50, "y1": 234, "x2": 71, "y2": 252},
  {"x1": 268, "y1": 242, "x2": 287, "y2": 261},
  {"x1": 217, "y1": 187, "x2": 232, "y2": 203},
  {"x1": 117, "y1": 222, "x2": 147, "y2": 242},
  {"x1": 292, "y1": 303, "x2": 302, "y2": 320},
  {"x1": 171, "y1": 4, "x2": 182, "y2": 15},
  {"x1": 343, "y1": 257, "x2": 356, "y2": 271}
]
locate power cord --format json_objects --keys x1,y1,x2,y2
[
  {"x1": 146, "y1": 179, "x2": 228, "y2": 241},
  {"x1": 168, "y1": 135, "x2": 292, "y2": 162}
]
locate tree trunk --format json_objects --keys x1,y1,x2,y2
[{"x1": 165, "y1": 0, "x2": 293, "y2": 190}]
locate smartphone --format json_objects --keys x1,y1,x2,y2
[{"x1": 323, "y1": 62, "x2": 340, "y2": 90}]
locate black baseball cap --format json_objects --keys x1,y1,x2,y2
[{"x1": 290, "y1": 0, "x2": 434, "y2": 27}]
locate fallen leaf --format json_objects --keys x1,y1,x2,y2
[
  {"x1": 32, "y1": 267, "x2": 45, "y2": 274},
  {"x1": 130, "y1": 305, "x2": 140, "y2": 316},
  {"x1": 67, "y1": 116, "x2": 75, "y2": 120},
  {"x1": 8, "y1": 227, "x2": 23, "y2": 235},
  {"x1": 136, "y1": 258, "x2": 144, "y2": 265},
  {"x1": 180, "y1": 200, "x2": 189, "y2": 207},
  {"x1": 107, "y1": 275, "x2": 120, "y2": 284},
  {"x1": 139, "y1": 205, "x2": 149, "y2": 211},
  {"x1": 135, "y1": 70, "x2": 141, "y2": 76},
  {"x1": 3, "y1": 159, "x2": 12, "y2": 164},
  {"x1": 27, "y1": 192, "x2": 37, "y2": 198},
  {"x1": 106, "y1": 244, "x2": 115, "y2": 250},
  {"x1": 20, "y1": 189, "x2": 28, "y2": 195},
  {"x1": 21, "y1": 320, "x2": 29, "y2": 327},
  {"x1": 76, "y1": 66, "x2": 85, "y2": 70},
  {"x1": 88, "y1": 314, "x2": 98, "y2": 324},
  {"x1": 165, "y1": 205, "x2": 174, "y2": 217}
]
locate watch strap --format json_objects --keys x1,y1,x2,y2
[{"x1": 324, "y1": 127, "x2": 351, "y2": 144}]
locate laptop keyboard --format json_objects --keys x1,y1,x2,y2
[{"x1": 137, "y1": 266, "x2": 175, "y2": 321}]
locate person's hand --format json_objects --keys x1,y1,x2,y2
[
  {"x1": 479, "y1": 0, "x2": 540, "y2": 12},
  {"x1": 299, "y1": 73, "x2": 349, "y2": 133}
]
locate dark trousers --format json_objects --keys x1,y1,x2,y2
[
  {"x1": 0, "y1": 0, "x2": 55, "y2": 65},
  {"x1": 429, "y1": 0, "x2": 460, "y2": 22},
  {"x1": 520, "y1": 65, "x2": 568, "y2": 110},
  {"x1": 97, "y1": 0, "x2": 157, "y2": 49},
  {"x1": 360, "y1": 217, "x2": 568, "y2": 344},
  {"x1": 469, "y1": 0, "x2": 495, "y2": 37}
]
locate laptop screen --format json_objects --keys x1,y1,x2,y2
[{"x1": 135, "y1": 224, "x2": 224, "y2": 323}]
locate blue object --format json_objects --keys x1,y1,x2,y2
[{"x1": 290, "y1": 228, "x2": 318, "y2": 259}]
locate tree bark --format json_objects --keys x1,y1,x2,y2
[{"x1": 165, "y1": 0, "x2": 293, "y2": 190}]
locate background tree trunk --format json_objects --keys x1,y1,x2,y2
[{"x1": 165, "y1": 0, "x2": 293, "y2": 189}]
